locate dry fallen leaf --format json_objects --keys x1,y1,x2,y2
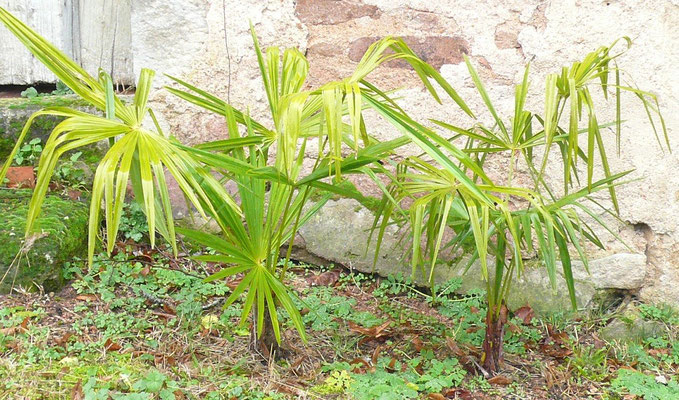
[
  {"x1": 427, "y1": 393, "x2": 446, "y2": 400},
  {"x1": 513, "y1": 305, "x2": 534, "y2": 325},
  {"x1": 104, "y1": 338, "x2": 122, "y2": 352},
  {"x1": 488, "y1": 375, "x2": 513, "y2": 385},
  {"x1": 348, "y1": 320, "x2": 391, "y2": 341},
  {"x1": 75, "y1": 294, "x2": 97, "y2": 302},
  {"x1": 70, "y1": 380, "x2": 84, "y2": 400},
  {"x1": 307, "y1": 270, "x2": 340, "y2": 287}
]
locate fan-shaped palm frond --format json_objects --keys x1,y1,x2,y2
[
  {"x1": 166, "y1": 26, "x2": 471, "y2": 346},
  {"x1": 371, "y1": 39, "x2": 667, "y2": 374},
  {"x1": 0, "y1": 7, "x2": 240, "y2": 265}
]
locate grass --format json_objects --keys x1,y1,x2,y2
[{"x1": 0, "y1": 242, "x2": 678, "y2": 399}]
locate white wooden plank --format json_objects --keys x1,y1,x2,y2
[
  {"x1": 0, "y1": 0, "x2": 67, "y2": 84},
  {"x1": 0, "y1": 0, "x2": 133, "y2": 85},
  {"x1": 76, "y1": 0, "x2": 133, "y2": 86}
]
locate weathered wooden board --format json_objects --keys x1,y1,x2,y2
[{"x1": 0, "y1": 0, "x2": 133, "y2": 86}]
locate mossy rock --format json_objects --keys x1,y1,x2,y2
[
  {"x1": 0, "y1": 189, "x2": 89, "y2": 293},
  {"x1": 0, "y1": 95, "x2": 105, "y2": 164}
]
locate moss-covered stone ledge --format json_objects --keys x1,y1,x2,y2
[
  {"x1": 0, "y1": 95, "x2": 105, "y2": 164},
  {"x1": 0, "y1": 189, "x2": 88, "y2": 293}
]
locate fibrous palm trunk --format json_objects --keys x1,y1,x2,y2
[
  {"x1": 481, "y1": 303, "x2": 508, "y2": 375},
  {"x1": 250, "y1": 303, "x2": 279, "y2": 361}
]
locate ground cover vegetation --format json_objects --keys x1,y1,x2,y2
[
  {"x1": 0, "y1": 5, "x2": 673, "y2": 399},
  {"x1": 1, "y1": 251, "x2": 678, "y2": 399}
]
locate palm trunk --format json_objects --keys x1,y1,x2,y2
[
  {"x1": 250, "y1": 303, "x2": 279, "y2": 360},
  {"x1": 481, "y1": 303, "x2": 508, "y2": 375}
]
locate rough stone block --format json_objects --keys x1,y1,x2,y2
[
  {"x1": 0, "y1": 189, "x2": 89, "y2": 293},
  {"x1": 292, "y1": 199, "x2": 647, "y2": 314},
  {"x1": 348, "y1": 36, "x2": 469, "y2": 69},
  {"x1": 0, "y1": 96, "x2": 103, "y2": 164},
  {"x1": 295, "y1": 0, "x2": 380, "y2": 25}
]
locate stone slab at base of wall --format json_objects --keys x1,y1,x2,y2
[
  {"x1": 0, "y1": 96, "x2": 104, "y2": 165},
  {"x1": 290, "y1": 199, "x2": 650, "y2": 314}
]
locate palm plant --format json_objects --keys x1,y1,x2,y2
[
  {"x1": 0, "y1": 7, "x2": 470, "y2": 354},
  {"x1": 0, "y1": 7, "x2": 239, "y2": 266},
  {"x1": 166, "y1": 26, "x2": 471, "y2": 355},
  {"x1": 371, "y1": 39, "x2": 668, "y2": 375}
]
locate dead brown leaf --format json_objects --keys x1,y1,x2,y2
[
  {"x1": 348, "y1": 320, "x2": 391, "y2": 341},
  {"x1": 70, "y1": 380, "x2": 84, "y2": 400},
  {"x1": 75, "y1": 294, "x2": 97, "y2": 302},
  {"x1": 104, "y1": 338, "x2": 121, "y2": 352},
  {"x1": 427, "y1": 394, "x2": 446, "y2": 400},
  {"x1": 488, "y1": 375, "x2": 512, "y2": 385},
  {"x1": 514, "y1": 305, "x2": 534, "y2": 325}
]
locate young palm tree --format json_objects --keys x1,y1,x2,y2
[
  {"x1": 165, "y1": 26, "x2": 472, "y2": 355},
  {"x1": 371, "y1": 39, "x2": 668, "y2": 375},
  {"x1": 0, "y1": 8, "x2": 469, "y2": 355},
  {"x1": 0, "y1": 7, "x2": 239, "y2": 267}
]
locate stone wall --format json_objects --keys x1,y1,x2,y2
[
  {"x1": 2, "y1": 1, "x2": 678, "y2": 307},
  {"x1": 131, "y1": 0, "x2": 678, "y2": 307}
]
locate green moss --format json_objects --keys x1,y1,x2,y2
[
  {"x1": 319, "y1": 180, "x2": 382, "y2": 213},
  {"x1": 0, "y1": 136, "x2": 13, "y2": 160},
  {"x1": 0, "y1": 95, "x2": 89, "y2": 110},
  {"x1": 0, "y1": 189, "x2": 89, "y2": 293},
  {"x1": 0, "y1": 100, "x2": 105, "y2": 164},
  {"x1": 78, "y1": 145, "x2": 105, "y2": 165}
]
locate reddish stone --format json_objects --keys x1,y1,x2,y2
[
  {"x1": 348, "y1": 35, "x2": 469, "y2": 69},
  {"x1": 495, "y1": 29, "x2": 520, "y2": 50},
  {"x1": 295, "y1": 0, "x2": 380, "y2": 25},
  {"x1": 5, "y1": 166, "x2": 35, "y2": 188},
  {"x1": 308, "y1": 42, "x2": 338, "y2": 58}
]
